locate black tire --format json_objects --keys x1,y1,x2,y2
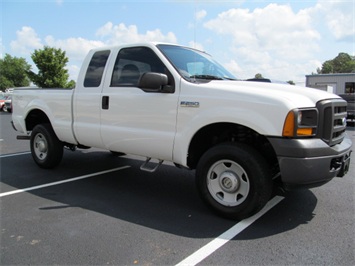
[
  {"x1": 30, "y1": 124, "x2": 64, "y2": 169},
  {"x1": 196, "y1": 142, "x2": 272, "y2": 220}
]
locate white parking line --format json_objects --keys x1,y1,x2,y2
[
  {"x1": 0, "y1": 151, "x2": 31, "y2": 158},
  {"x1": 0, "y1": 165, "x2": 131, "y2": 198},
  {"x1": 176, "y1": 196, "x2": 284, "y2": 266}
]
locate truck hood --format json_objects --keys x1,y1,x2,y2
[
  {"x1": 200, "y1": 80, "x2": 341, "y2": 108},
  {"x1": 179, "y1": 79, "x2": 344, "y2": 137}
]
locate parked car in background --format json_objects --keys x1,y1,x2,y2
[
  {"x1": 4, "y1": 96, "x2": 12, "y2": 113},
  {"x1": 339, "y1": 94, "x2": 355, "y2": 122},
  {"x1": 0, "y1": 95, "x2": 9, "y2": 111}
]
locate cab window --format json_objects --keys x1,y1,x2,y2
[
  {"x1": 110, "y1": 47, "x2": 174, "y2": 89},
  {"x1": 84, "y1": 50, "x2": 110, "y2": 87}
]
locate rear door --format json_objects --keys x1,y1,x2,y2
[{"x1": 73, "y1": 49, "x2": 111, "y2": 148}]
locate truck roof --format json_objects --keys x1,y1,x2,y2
[{"x1": 88, "y1": 42, "x2": 206, "y2": 54}]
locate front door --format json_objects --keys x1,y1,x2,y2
[{"x1": 100, "y1": 46, "x2": 179, "y2": 161}]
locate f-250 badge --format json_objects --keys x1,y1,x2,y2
[{"x1": 180, "y1": 101, "x2": 200, "y2": 108}]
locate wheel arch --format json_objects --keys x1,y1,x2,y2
[
  {"x1": 25, "y1": 109, "x2": 51, "y2": 131},
  {"x1": 187, "y1": 122, "x2": 279, "y2": 173}
]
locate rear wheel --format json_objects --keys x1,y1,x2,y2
[
  {"x1": 196, "y1": 143, "x2": 272, "y2": 219},
  {"x1": 30, "y1": 124, "x2": 63, "y2": 169}
]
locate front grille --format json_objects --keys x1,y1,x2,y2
[{"x1": 317, "y1": 99, "x2": 347, "y2": 146}]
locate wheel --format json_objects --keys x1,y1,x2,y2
[
  {"x1": 196, "y1": 142, "x2": 272, "y2": 220},
  {"x1": 30, "y1": 124, "x2": 64, "y2": 169}
]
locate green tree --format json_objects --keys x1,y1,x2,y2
[
  {"x1": 27, "y1": 46, "x2": 75, "y2": 88},
  {"x1": 317, "y1": 52, "x2": 355, "y2": 74},
  {"x1": 0, "y1": 54, "x2": 31, "y2": 91},
  {"x1": 255, "y1": 73, "x2": 263, "y2": 79}
]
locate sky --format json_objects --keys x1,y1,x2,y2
[{"x1": 1, "y1": 0, "x2": 354, "y2": 85}]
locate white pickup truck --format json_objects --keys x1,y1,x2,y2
[{"x1": 12, "y1": 43, "x2": 352, "y2": 219}]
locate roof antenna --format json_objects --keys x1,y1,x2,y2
[{"x1": 192, "y1": 0, "x2": 198, "y2": 80}]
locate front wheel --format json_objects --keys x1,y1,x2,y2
[
  {"x1": 30, "y1": 124, "x2": 64, "y2": 169},
  {"x1": 196, "y1": 143, "x2": 272, "y2": 220}
]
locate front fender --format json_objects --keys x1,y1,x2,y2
[{"x1": 172, "y1": 105, "x2": 288, "y2": 167}]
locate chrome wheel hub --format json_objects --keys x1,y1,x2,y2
[
  {"x1": 33, "y1": 133, "x2": 48, "y2": 160},
  {"x1": 220, "y1": 171, "x2": 240, "y2": 193},
  {"x1": 207, "y1": 160, "x2": 250, "y2": 207}
]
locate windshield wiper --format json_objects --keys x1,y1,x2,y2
[{"x1": 189, "y1": 75, "x2": 224, "y2": 80}]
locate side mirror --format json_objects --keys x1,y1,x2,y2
[{"x1": 138, "y1": 72, "x2": 173, "y2": 93}]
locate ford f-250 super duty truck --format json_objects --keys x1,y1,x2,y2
[{"x1": 12, "y1": 43, "x2": 352, "y2": 219}]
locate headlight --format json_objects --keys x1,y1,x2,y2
[{"x1": 282, "y1": 108, "x2": 318, "y2": 137}]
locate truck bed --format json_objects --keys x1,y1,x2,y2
[{"x1": 12, "y1": 88, "x2": 76, "y2": 144}]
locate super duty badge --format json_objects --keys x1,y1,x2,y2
[{"x1": 180, "y1": 101, "x2": 200, "y2": 108}]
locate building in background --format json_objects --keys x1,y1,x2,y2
[{"x1": 305, "y1": 73, "x2": 355, "y2": 95}]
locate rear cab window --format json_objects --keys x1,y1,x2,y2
[{"x1": 84, "y1": 50, "x2": 111, "y2": 87}]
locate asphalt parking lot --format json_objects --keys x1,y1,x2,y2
[{"x1": 1, "y1": 111, "x2": 354, "y2": 265}]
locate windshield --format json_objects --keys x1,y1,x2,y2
[{"x1": 157, "y1": 44, "x2": 237, "y2": 82}]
